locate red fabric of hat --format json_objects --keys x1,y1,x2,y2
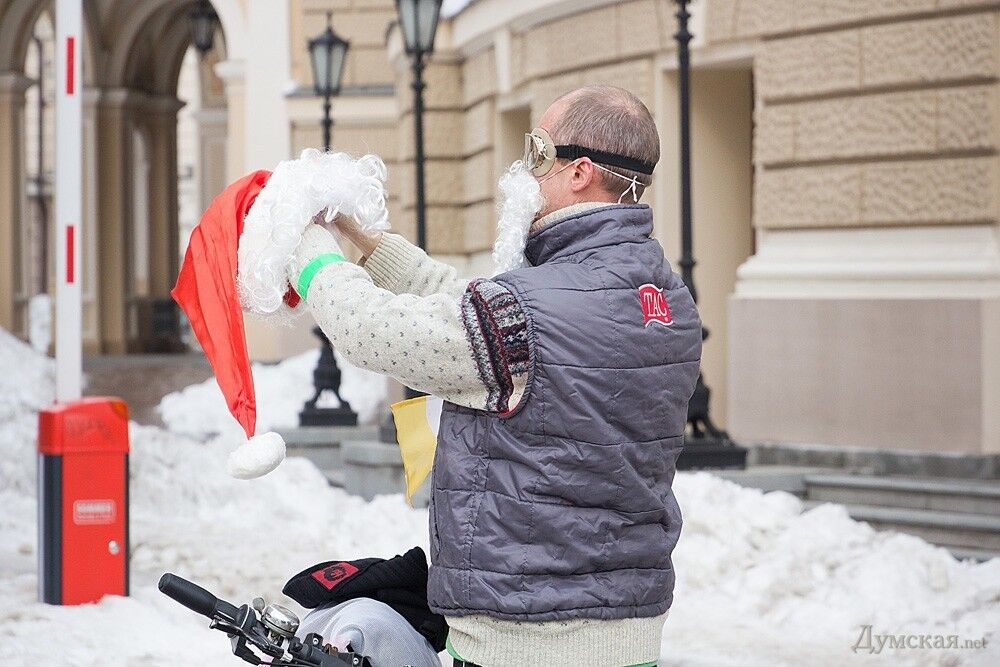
[{"x1": 172, "y1": 170, "x2": 272, "y2": 441}]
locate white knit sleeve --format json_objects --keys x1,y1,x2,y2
[
  {"x1": 361, "y1": 233, "x2": 469, "y2": 299},
  {"x1": 290, "y1": 225, "x2": 493, "y2": 409}
]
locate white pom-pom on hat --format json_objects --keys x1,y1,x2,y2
[{"x1": 227, "y1": 431, "x2": 287, "y2": 480}]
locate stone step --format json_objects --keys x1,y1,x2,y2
[
  {"x1": 805, "y1": 474, "x2": 1000, "y2": 515},
  {"x1": 715, "y1": 466, "x2": 828, "y2": 496},
  {"x1": 804, "y1": 501, "x2": 1000, "y2": 551}
]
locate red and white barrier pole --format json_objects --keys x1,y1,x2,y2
[
  {"x1": 54, "y1": 0, "x2": 81, "y2": 402},
  {"x1": 39, "y1": 0, "x2": 130, "y2": 607}
]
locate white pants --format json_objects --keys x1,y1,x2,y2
[{"x1": 296, "y1": 597, "x2": 442, "y2": 667}]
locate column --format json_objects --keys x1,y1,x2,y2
[
  {"x1": 729, "y1": 8, "x2": 1000, "y2": 455},
  {"x1": 81, "y1": 87, "x2": 101, "y2": 352},
  {"x1": 94, "y1": 88, "x2": 131, "y2": 354},
  {"x1": 193, "y1": 106, "x2": 228, "y2": 212},
  {"x1": 145, "y1": 95, "x2": 184, "y2": 298},
  {"x1": 214, "y1": 59, "x2": 245, "y2": 183},
  {"x1": 0, "y1": 72, "x2": 32, "y2": 335}
]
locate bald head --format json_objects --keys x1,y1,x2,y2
[{"x1": 543, "y1": 85, "x2": 660, "y2": 200}]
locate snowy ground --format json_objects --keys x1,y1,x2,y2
[{"x1": 1, "y1": 328, "x2": 998, "y2": 666}]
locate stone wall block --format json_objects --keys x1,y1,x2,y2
[
  {"x1": 754, "y1": 105, "x2": 796, "y2": 164},
  {"x1": 705, "y1": 0, "x2": 739, "y2": 42},
  {"x1": 464, "y1": 201, "x2": 497, "y2": 253},
  {"x1": 581, "y1": 59, "x2": 654, "y2": 106},
  {"x1": 755, "y1": 165, "x2": 862, "y2": 227},
  {"x1": 304, "y1": 9, "x2": 396, "y2": 47},
  {"x1": 861, "y1": 13, "x2": 998, "y2": 87},
  {"x1": 615, "y1": 0, "x2": 668, "y2": 57},
  {"x1": 524, "y1": 6, "x2": 618, "y2": 79},
  {"x1": 464, "y1": 99, "x2": 494, "y2": 156},
  {"x1": 293, "y1": 122, "x2": 398, "y2": 159},
  {"x1": 302, "y1": 0, "x2": 352, "y2": 9},
  {"x1": 937, "y1": 84, "x2": 999, "y2": 151},
  {"x1": 794, "y1": 0, "x2": 934, "y2": 33},
  {"x1": 462, "y1": 48, "x2": 497, "y2": 106},
  {"x1": 734, "y1": 0, "x2": 796, "y2": 39},
  {"x1": 397, "y1": 61, "x2": 462, "y2": 111},
  {"x1": 756, "y1": 31, "x2": 861, "y2": 99},
  {"x1": 425, "y1": 205, "x2": 466, "y2": 254},
  {"x1": 346, "y1": 47, "x2": 395, "y2": 86},
  {"x1": 510, "y1": 35, "x2": 527, "y2": 88},
  {"x1": 462, "y1": 150, "x2": 495, "y2": 204},
  {"x1": 396, "y1": 159, "x2": 465, "y2": 208},
  {"x1": 398, "y1": 110, "x2": 467, "y2": 161},
  {"x1": 797, "y1": 92, "x2": 937, "y2": 160},
  {"x1": 758, "y1": 85, "x2": 999, "y2": 165},
  {"x1": 860, "y1": 157, "x2": 997, "y2": 224}
]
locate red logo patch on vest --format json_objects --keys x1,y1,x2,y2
[
  {"x1": 311, "y1": 562, "x2": 359, "y2": 590},
  {"x1": 638, "y1": 283, "x2": 673, "y2": 327}
]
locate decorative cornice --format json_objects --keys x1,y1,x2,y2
[{"x1": 284, "y1": 83, "x2": 396, "y2": 99}]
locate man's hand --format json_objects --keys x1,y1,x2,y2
[{"x1": 315, "y1": 210, "x2": 383, "y2": 258}]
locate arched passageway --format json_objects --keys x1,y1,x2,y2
[{"x1": 0, "y1": 0, "x2": 238, "y2": 353}]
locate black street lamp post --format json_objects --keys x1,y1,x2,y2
[
  {"x1": 395, "y1": 0, "x2": 443, "y2": 252},
  {"x1": 189, "y1": 0, "x2": 218, "y2": 57},
  {"x1": 672, "y1": 0, "x2": 746, "y2": 469},
  {"x1": 392, "y1": 0, "x2": 442, "y2": 404},
  {"x1": 309, "y1": 12, "x2": 349, "y2": 153},
  {"x1": 300, "y1": 13, "x2": 357, "y2": 428}
]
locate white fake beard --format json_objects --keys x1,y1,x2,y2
[{"x1": 493, "y1": 161, "x2": 544, "y2": 275}]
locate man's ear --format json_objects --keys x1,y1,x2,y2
[{"x1": 568, "y1": 159, "x2": 597, "y2": 193}]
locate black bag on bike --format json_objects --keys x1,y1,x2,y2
[{"x1": 283, "y1": 546, "x2": 448, "y2": 652}]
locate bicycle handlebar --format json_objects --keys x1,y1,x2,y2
[{"x1": 158, "y1": 573, "x2": 238, "y2": 621}]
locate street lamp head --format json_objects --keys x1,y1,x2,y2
[
  {"x1": 189, "y1": 0, "x2": 218, "y2": 57},
  {"x1": 309, "y1": 12, "x2": 350, "y2": 98},
  {"x1": 395, "y1": 0, "x2": 443, "y2": 57}
]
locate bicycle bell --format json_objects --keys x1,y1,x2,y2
[{"x1": 260, "y1": 602, "x2": 300, "y2": 640}]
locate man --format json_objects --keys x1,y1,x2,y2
[{"x1": 287, "y1": 85, "x2": 701, "y2": 666}]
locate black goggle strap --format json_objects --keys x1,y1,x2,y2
[{"x1": 555, "y1": 144, "x2": 655, "y2": 176}]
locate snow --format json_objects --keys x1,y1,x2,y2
[
  {"x1": 27, "y1": 293, "x2": 52, "y2": 354},
  {"x1": 157, "y1": 348, "x2": 387, "y2": 440},
  {"x1": 1, "y1": 328, "x2": 999, "y2": 666}
]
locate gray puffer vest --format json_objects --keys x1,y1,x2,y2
[{"x1": 427, "y1": 204, "x2": 701, "y2": 622}]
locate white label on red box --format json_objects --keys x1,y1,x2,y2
[{"x1": 73, "y1": 499, "x2": 116, "y2": 525}]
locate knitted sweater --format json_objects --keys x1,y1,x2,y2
[{"x1": 290, "y1": 204, "x2": 666, "y2": 667}]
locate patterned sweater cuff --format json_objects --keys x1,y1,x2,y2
[
  {"x1": 289, "y1": 225, "x2": 345, "y2": 286},
  {"x1": 460, "y1": 280, "x2": 531, "y2": 413},
  {"x1": 361, "y1": 233, "x2": 424, "y2": 291}
]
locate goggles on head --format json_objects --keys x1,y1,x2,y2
[{"x1": 523, "y1": 127, "x2": 657, "y2": 178}]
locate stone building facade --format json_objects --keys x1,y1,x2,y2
[{"x1": 1, "y1": 0, "x2": 997, "y2": 456}]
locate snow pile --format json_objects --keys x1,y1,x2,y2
[
  {"x1": 0, "y1": 332, "x2": 421, "y2": 666},
  {"x1": 665, "y1": 474, "x2": 1000, "y2": 666},
  {"x1": 0, "y1": 328, "x2": 998, "y2": 666},
  {"x1": 157, "y1": 348, "x2": 387, "y2": 439}
]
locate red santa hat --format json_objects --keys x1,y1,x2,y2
[
  {"x1": 172, "y1": 170, "x2": 294, "y2": 479},
  {"x1": 171, "y1": 150, "x2": 389, "y2": 479}
]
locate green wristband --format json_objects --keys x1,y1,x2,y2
[{"x1": 297, "y1": 253, "x2": 346, "y2": 302}]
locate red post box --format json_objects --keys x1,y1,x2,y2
[{"x1": 38, "y1": 397, "x2": 130, "y2": 605}]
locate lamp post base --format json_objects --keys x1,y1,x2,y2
[
  {"x1": 681, "y1": 372, "x2": 748, "y2": 470},
  {"x1": 299, "y1": 327, "x2": 359, "y2": 428},
  {"x1": 678, "y1": 435, "x2": 748, "y2": 470},
  {"x1": 298, "y1": 406, "x2": 358, "y2": 427}
]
